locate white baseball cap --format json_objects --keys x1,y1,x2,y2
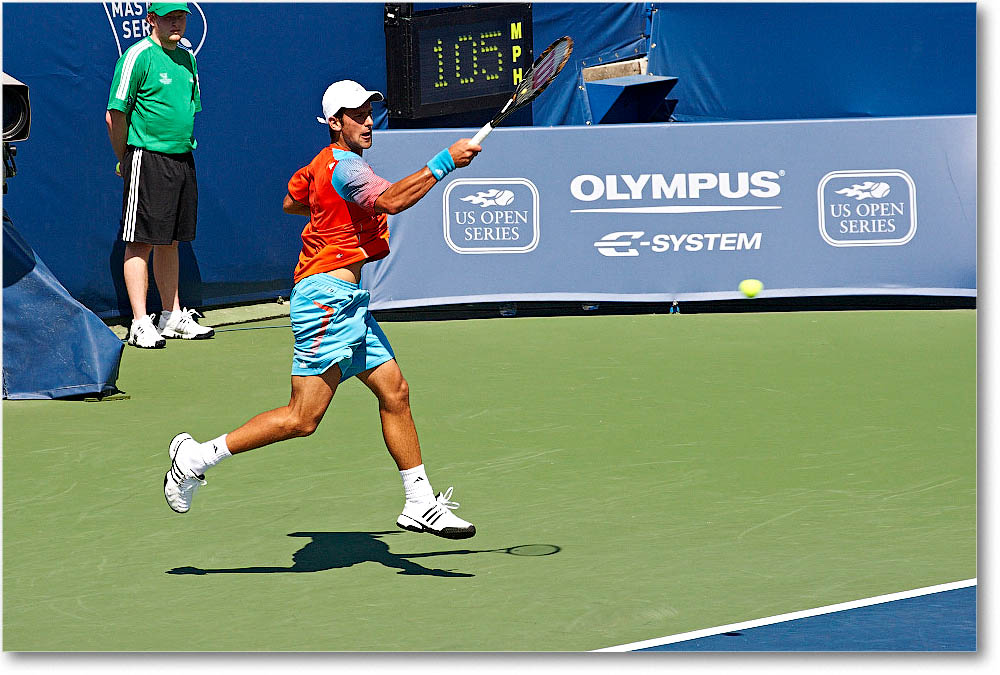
[{"x1": 316, "y1": 80, "x2": 384, "y2": 124}]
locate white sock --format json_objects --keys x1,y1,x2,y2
[
  {"x1": 400, "y1": 464, "x2": 435, "y2": 503},
  {"x1": 202, "y1": 434, "x2": 232, "y2": 469},
  {"x1": 181, "y1": 434, "x2": 232, "y2": 476}
]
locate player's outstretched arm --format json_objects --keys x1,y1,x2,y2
[{"x1": 374, "y1": 139, "x2": 481, "y2": 215}]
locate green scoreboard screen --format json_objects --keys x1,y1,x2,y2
[{"x1": 384, "y1": 3, "x2": 534, "y2": 119}]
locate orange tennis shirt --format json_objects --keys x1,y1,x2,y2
[{"x1": 287, "y1": 145, "x2": 393, "y2": 284}]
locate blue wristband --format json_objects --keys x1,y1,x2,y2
[{"x1": 426, "y1": 148, "x2": 456, "y2": 181}]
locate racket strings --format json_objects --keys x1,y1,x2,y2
[
  {"x1": 495, "y1": 36, "x2": 573, "y2": 124},
  {"x1": 530, "y1": 41, "x2": 571, "y2": 89},
  {"x1": 519, "y1": 38, "x2": 572, "y2": 101}
]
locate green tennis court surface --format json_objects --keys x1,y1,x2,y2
[{"x1": 2, "y1": 310, "x2": 976, "y2": 651}]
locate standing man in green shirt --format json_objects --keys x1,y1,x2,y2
[{"x1": 106, "y1": 2, "x2": 213, "y2": 348}]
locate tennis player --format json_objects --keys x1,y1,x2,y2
[{"x1": 163, "y1": 80, "x2": 482, "y2": 539}]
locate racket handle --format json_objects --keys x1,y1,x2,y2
[{"x1": 471, "y1": 123, "x2": 493, "y2": 146}]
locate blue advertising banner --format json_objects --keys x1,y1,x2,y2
[{"x1": 362, "y1": 115, "x2": 975, "y2": 307}]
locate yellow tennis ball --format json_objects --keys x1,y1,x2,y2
[{"x1": 739, "y1": 279, "x2": 763, "y2": 298}]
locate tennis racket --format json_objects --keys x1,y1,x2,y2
[{"x1": 470, "y1": 36, "x2": 574, "y2": 145}]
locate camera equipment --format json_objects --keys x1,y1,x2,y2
[
  {"x1": 3, "y1": 72, "x2": 31, "y2": 192},
  {"x1": 3, "y1": 73, "x2": 31, "y2": 143}
]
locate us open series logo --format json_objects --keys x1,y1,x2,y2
[
  {"x1": 443, "y1": 178, "x2": 540, "y2": 254},
  {"x1": 818, "y1": 170, "x2": 917, "y2": 247}
]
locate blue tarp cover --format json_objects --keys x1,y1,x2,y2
[{"x1": 3, "y1": 210, "x2": 123, "y2": 399}]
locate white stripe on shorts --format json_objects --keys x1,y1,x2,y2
[{"x1": 123, "y1": 148, "x2": 143, "y2": 242}]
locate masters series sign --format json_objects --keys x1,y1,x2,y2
[{"x1": 104, "y1": 2, "x2": 207, "y2": 57}]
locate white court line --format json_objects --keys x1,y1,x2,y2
[{"x1": 593, "y1": 578, "x2": 977, "y2": 652}]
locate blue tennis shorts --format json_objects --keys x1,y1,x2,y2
[{"x1": 290, "y1": 273, "x2": 395, "y2": 381}]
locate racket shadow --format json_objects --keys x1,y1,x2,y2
[{"x1": 166, "y1": 532, "x2": 560, "y2": 578}]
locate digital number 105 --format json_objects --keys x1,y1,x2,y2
[{"x1": 432, "y1": 21, "x2": 526, "y2": 89}]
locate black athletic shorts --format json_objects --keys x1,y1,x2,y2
[{"x1": 120, "y1": 145, "x2": 198, "y2": 245}]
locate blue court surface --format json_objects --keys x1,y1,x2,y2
[{"x1": 598, "y1": 580, "x2": 976, "y2": 652}]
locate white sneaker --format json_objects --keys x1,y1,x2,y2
[
  {"x1": 163, "y1": 433, "x2": 207, "y2": 513},
  {"x1": 128, "y1": 314, "x2": 166, "y2": 349},
  {"x1": 397, "y1": 487, "x2": 476, "y2": 539},
  {"x1": 158, "y1": 308, "x2": 215, "y2": 339}
]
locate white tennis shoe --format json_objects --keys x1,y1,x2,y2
[
  {"x1": 397, "y1": 487, "x2": 476, "y2": 539},
  {"x1": 158, "y1": 308, "x2": 214, "y2": 339},
  {"x1": 128, "y1": 314, "x2": 166, "y2": 349},
  {"x1": 163, "y1": 433, "x2": 206, "y2": 513}
]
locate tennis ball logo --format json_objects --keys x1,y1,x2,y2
[
  {"x1": 460, "y1": 189, "x2": 515, "y2": 207},
  {"x1": 870, "y1": 182, "x2": 890, "y2": 199},
  {"x1": 494, "y1": 190, "x2": 515, "y2": 206},
  {"x1": 835, "y1": 181, "x2": 891, "y2": 200}
]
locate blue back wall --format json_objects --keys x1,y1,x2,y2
[
  {"x1": 647, "y1": 2, "x2": 976, "y2": 122},
  {"x1": 0, "y1": 2, "x2": 975, "y2": 318}
]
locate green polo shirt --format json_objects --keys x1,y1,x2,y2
[{"x1": 107, "y1": 37, "x2": 201, "y2": 154}]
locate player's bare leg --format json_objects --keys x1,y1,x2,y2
[
  {"x1": 360, "y1": 359, "x2": 476, "y2": 539},
  {"x1": 227, "y1": 368, "x2": 343, "y2": 452},
  {"x1": 164, "y1": 367, "x2": 342, "y2": 512},
  {"x1": 356, "y1": 359, "x2": 421, "y2": 470}
]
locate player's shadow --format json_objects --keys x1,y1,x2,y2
[{"x1": 167, "y1": 531, "x2": 481, "y2": 578}]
